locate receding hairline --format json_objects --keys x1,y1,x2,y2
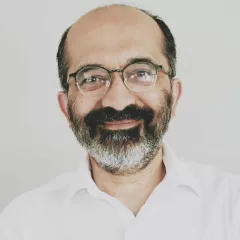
[
  {"x1": 76, "y1": 4, "x2": 151, "y2": 24},
  {"x1": 65, "y1": 4, "x2": 165, "y2": 64},
  {"x1": 56, "y1": 4, "x2": 176, "y2": 91},
  {"x1": 69, "y1": 4, "x2": 162, "y2": 38}
]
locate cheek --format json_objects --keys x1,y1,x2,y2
[
  {"x1": 138, "y1": 87, "x2": 171, "y2": 120},
  {"x1": 68, "y1": 85, "x2": 100, "y2": 116},
  {"x1": 139, "y1": 90, "x2": 162, "y2": 109},
  {"x1": 72, "y1": 95, "x2": 100, "y2": 117},
  {"x1": 145, "y1": 77, "x2": 172, "y2": 105}
]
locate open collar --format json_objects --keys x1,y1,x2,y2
[{"x1": 66, "y1": 141, "x2": 201, "y2": 202}]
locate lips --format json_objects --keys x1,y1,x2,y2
[
  {"x1": 103, "y1": 119, "x2": 140, "y2": 130},
  {"x1": 104, "y1": 120, "x2": 137, "y2": 125}
]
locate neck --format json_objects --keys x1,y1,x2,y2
[{"x1": 90, "y1": 146, "x2": 165, "y2": 216}]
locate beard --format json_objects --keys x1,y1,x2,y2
[{"x1": 67, "y1": 89, "x2": 173, "y2": 175}]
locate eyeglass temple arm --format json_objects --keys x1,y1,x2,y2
[
  {"x1": 157, "y1": 65, "x2": 171, "y2": 77},
  {"x1": 67, "y1": 72, "x2": 76, "y2": 84}
]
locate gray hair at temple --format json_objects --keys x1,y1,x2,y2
[{"x1": 56, "y1": 4, "x2": 177, "y2": 92}]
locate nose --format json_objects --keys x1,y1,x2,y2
[{"x1": 101, "y1": 72, "x2": 136, "y2": 111}]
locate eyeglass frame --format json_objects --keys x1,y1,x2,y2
[{"x1": 67, "y1": 59, "x2": 170, "y2": 96}]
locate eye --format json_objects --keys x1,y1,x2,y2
[
  {"x1": 129, "y1": 70, "x2": 152, "y2": 81},
  {"x1": 82, "y1": 76, "x2": 105, "y2": 84},
  {"x1": 84, "y1": 76, "x2": 97, "y2": 83},
  {"x1": 135, "y1": 70, "x2": 151, "y2": 78}
]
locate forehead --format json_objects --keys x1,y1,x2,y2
[{"x1": 67, "y1": 6, "x2": 166, "y2": 71}]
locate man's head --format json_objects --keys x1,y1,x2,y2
[{"x1": 57, "y1": 4, "x2": 182, "y2": 175}]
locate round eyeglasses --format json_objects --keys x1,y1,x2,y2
[{"x1": 67, "y1": 61, "x2": 169, "y2": 97}]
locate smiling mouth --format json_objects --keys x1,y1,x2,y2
[{"x1": 103, "y1": 120, "x2": 140, "y2": 130}]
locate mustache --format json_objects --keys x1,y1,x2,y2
[{"x1": 84, "y1": 105, "x2": 154, "y2": 126}]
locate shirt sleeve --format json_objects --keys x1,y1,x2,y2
[
  {"x1": 232, "y1": 178, "x2": 240, "y2": 240},
  {"x1": 0, "y1": 199, "x2": 25, "y2": 240}
]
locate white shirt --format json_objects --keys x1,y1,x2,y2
[{"x1": 0, "y1": 142, "x2": 240, "y2": 240}]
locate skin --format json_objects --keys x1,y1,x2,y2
[{"x1": 57, "y1": 5, "x2": 182, "y2": 215}]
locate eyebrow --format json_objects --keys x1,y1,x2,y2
[{"x1": 74, "y1": 57, "x2": 157, "y2": 73}]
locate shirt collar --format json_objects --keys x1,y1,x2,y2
[
  {"x1": 66, "y1": 141, "x2": 201, "y2": 201},
  {"x1": 162, "y1": 141, "x2": 201, "y2": 197}
]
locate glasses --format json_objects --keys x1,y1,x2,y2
[{"x1": 67, "y1": 61, "x2": 169, "y2": 97}]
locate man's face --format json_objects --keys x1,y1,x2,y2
[{"x1": 58, "y1": 6, "x2": 181, "y2": 174}]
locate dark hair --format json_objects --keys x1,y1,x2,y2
[{"x1": 56, "y1": 5, "x2": 176, "y2": 92}]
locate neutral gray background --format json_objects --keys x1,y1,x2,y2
[{"x1": 0, "y1": 0, "x2": 239, "y2": 212}]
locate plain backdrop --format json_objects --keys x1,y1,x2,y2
[{"x1": 0, "y1": 0, "x2": 239, "y2": 212}]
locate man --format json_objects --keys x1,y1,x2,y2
[{"x1": 0, "y1": 4, "x2": 240, "y2": 240}]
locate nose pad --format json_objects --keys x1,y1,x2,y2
[{"x1": 101, "y1": 72, "x2": 136, "y2": 111}]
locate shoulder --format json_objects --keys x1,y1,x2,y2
[
  {"x1": 186, "y1": 160, "x2": 240, "y2": 237},
  {"x1": 186, "y1": 160, "x2": 240, "y2": 221},
  {"x1": 0, "y1": 171, "x2": 77, "y2": 219},
  {"x1": 0, "y1": 171, "x2": 79, "y2": 239},
  {"x1": 186, "y1": 160, "x2": 240, "y2": 191}
]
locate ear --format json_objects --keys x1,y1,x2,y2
[
  {"x1": 171, "y1": 78, "x2": 182, "y2": 117},
  {"x1": 57, "y1": 91, "x2": 71, "y2": 127}
]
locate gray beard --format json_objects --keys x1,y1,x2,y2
[
  {"x1": 88, "y1": 124, "x2": 162, "y2": 174},
  {"x1": 68, "y1": 89, "x2": 172, "y2": 175}
]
